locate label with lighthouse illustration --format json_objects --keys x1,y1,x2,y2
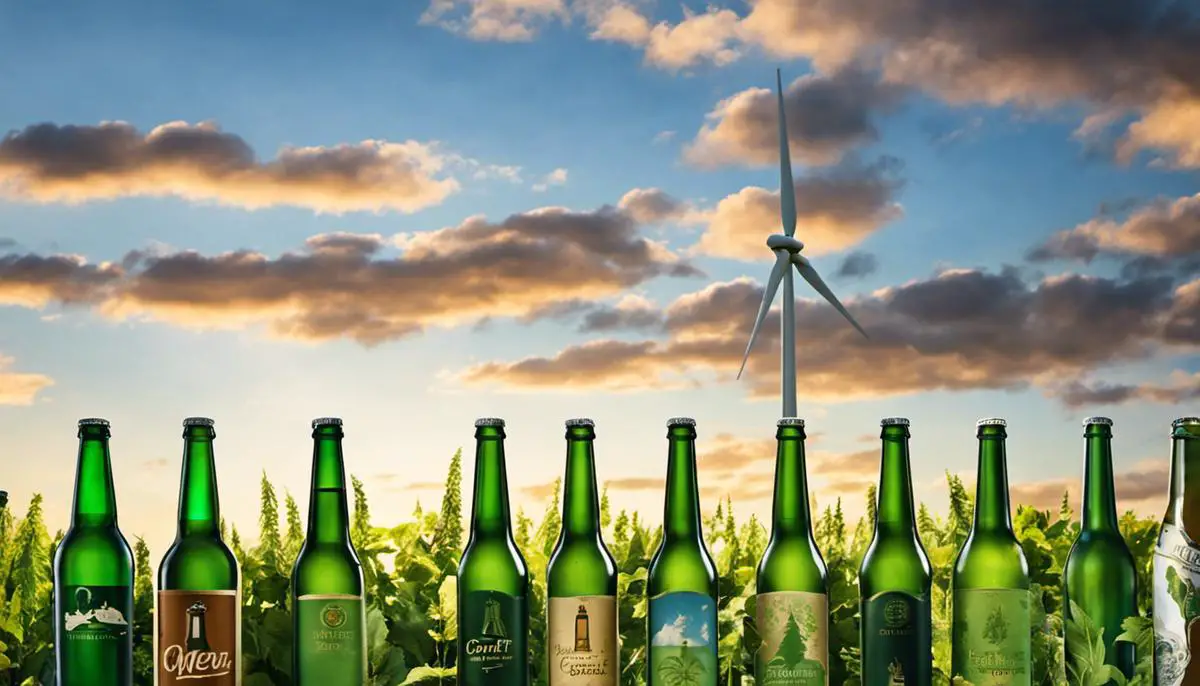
[
  {"x1": 156, "y1": 590, "x2": 240, "y2": 685},
  {"x1": 548, "y1": 596, "x2": 617, "y2": 685}
]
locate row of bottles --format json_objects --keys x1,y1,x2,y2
[{"x1": 42, "y1": 412, "x2": 1200, "y2": 685}]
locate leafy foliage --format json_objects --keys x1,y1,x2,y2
[{"x1": 0, "y1": 456, "x2": 1163, "y2": 686}]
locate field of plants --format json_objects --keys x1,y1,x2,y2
[{"x1": 0, "y1": 448, "x2": 1161, "y2": 686}]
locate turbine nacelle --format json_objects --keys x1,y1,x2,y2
[{"x1": 766, "y1": 234, "x2": 804, "y2": 253}]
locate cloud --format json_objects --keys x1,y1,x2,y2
[
  {"x1": 590, "y1": 3, "x2": 746, "y2": 70},
  {"x1": 520, "y1": 480, "x2": 561, "y2": 499},
  {"x1": 835, "y1": 250, "x2": 878, "y2": 279},
  {"x1": 685, "y1": 67, "x2": 909, "y2": 168},
  {"x1": 532, "y1": 168, "x2": 569, "y2": 192},
  {"x1": 1009, "y1": 459, "x2": 1168, "y2": 514},
  {"x1": 693, "y1": 156, "x2": 904, "y2": 260},
  {"x1": 1048, "y1": 370, "x2": 1200, "y2": 408},
  {"x1": 1029, "y1": 194, "x2": 1200, "y2": 271},
  {"x1": 617, "y1": 187, "x2": 691, "y2": 224},
  {"x1": 603, "y1": 477, "x2": 664, "y2": 491},
  {"x1": 0, "y1": 121, "x2": 462, "y2": 213},
  {"x1": 579, "y1": 294, "x2": 664, "y2": 333},
  {"x1": 456, "y1": 267, "x2": 1200, "y2": 405},
  {"x1": 0, "y1": 354, "x2": 54, "y2": 405},
  {"x1": 420, "y1": 0, "x2": 568, "y2": 41},
  {"x1": 0, "y1": 198, "x2": 701, "y2": 345}
]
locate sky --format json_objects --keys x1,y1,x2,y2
[{"x1": 0, "y1": 0, "x2": 1197, "y2": 559}]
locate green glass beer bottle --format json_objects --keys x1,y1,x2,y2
[
  {"x1": 755, "y1": 417, "x2": 828, "y2": 686},
  {"x1": 156, "y1": 417, "x2": 241, "y2": 686},
  {"x1": 54, "y1": 418, "x2": 135, "y2": 686},
  {"x1": 1153, "y1": 416, "x2": 1200, "y2": 686},
  {"x1": 951, "y1": 418, "x2": 1030, "y2": 686},
  {"x1": 1062, "y1": 417, "x2": 1136, "y2": 682},
  {"x1": 858, "y1": 417, "x2": 932, "y2": 686},
  {"x1": 291, "y1": 418, "x2": 368, "y2": 685},
  {"x1": 546, "y1": 418, "x2": 619, "y2": 685},
  {"x1": 457, "y1": 417, "x2": 530, "y2": 685},
  {"x1": 647, "y1": 417, "x2": 718, "y2": 686}
]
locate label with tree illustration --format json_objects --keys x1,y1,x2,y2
[
  {"x1": 547, "y1": 595, "x2": 618, "y2": 685},
  {"x1": 459, "y1": 590, "x2": 529, "y2": 685},
  {"x1": 1153, "y1": 522, "x2": 1200, "y2": 686},
  {"x1": 755, "y1": 591, "x2": 828, "y2": 686},
  {"x1": 648, "y1": 591, "x2": 718, "y2": 686},
  {"x1": 861, "y1": 591, "x2": 931, "y2": 686},
  {"x1": 156, "y1": 590, "x2": 240, "y2": 685},
  {"x1": 57, "y1": 584, "x2": 133, "y2": 684},
  {"x1": 295, "y1": 594, "x2": 367, "y2": 684},
  {"x1": 952, "y1": 588, "x2": 1030, "y2": 686}
]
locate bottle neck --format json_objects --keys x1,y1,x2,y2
[
  {"x1": 973, "y1": 426, "x2": 1014, "y2": 534},
  {"x1": 72, "y1": 426, "x2": 118, "y2": 528},
  {"x1": 562, "y1": 427, "x2": 601, "y2": 540},
  {"x1": 875, "y1": 426, "x2": 917, "y2": 534},
  {"x1": 1081, "y1": 425, "x2": 1120, "y2": 533},
  {"x1": 470, "y1": 426, "x2": 513, "y2": 538},
  {"x1": 770, "y1": 425, "x2": 813, "y2": 538},
  {"x1": 177, "y1": 426, "x2": 221, "y2": 538},
  {"x1": 308, "y1": 426, "x2": 351, "y2": 545},
  {"x1": 1167, "y1": 421, "x2": 1200, "y2": 533},
  {"x1": 663, "y1": 426, "x2": 702, "y2": 540}
]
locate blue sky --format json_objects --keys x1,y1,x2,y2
[{"x1": 0, "y1": 0, "x2": 1197, "y2": 557}]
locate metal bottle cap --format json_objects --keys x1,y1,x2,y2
[
  {"x1": 183, "y1": 417, "x2": 215, "y2": 427},
  {"x1": 475, "y1": 417, "x2": 505, "y2": 428},
  {"x1": 777, "y1": 417, "x2": 805, "y2": 427},
  {"x1": 1174, "y1": 417, "x2": 1200, "y2": 428},
  {"x1": 667, "y1": 417, "x2": 696, "y2": 427},
  {"x1": 1083, "y1": 416, "x2": 1113, "y2": 427},
  {"x1": 565, "y1": 418, "x2": 595, "y2": 428},
  {"x1": 881, "y1": 417, "x2": 910, "y2": 427},
  {"x1": 78, "y1": 418, "x2": 111, "y2": 427},
  {"x1": 312, "y1": 417, "x2": 343, "y2": 428},
  {"x1": 976, "y1": 417, "x2": 1007, "y2": 427}
]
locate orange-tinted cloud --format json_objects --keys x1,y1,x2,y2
[
  {"x1": 421, "y1": 0, "x2": 568, "y2": 41},
  {"x1": 0, "y1": 121, "x2": 459, "y2": 213},
  {"x1": 0, "y1": 354, "x2": 54, "y2": 405},
  {"x1": 1049, "y1": 370, "x2": 1200, "y2": 408},
  {"x1": 1008, "y1": 459, "x2": 1168, "y2": 515}
]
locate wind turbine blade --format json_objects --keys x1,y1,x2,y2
[
  {"x1": 776, "y1": 68, "x2": 797, "y2": 238},
  {"x1": 737, "y1": 251, "x2": 789, "y2": 379},
  {"x1": 792, "y1": 254, "x2": 869, "y2": 339}
]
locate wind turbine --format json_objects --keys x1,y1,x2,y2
[{"x1": 736, "y1": 68, "x2": 870, "y2": 418}]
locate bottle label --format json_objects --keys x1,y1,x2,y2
[
  {"x1": 459, "y1": 590, "x2": 528, "y2": 685},
  {"x1": 295, "y1": 595, "x2": 367, "y2": 684},
  {"x1": 1153, "y1": 523, "x2": 1200, "y2": 686},
  {"x1": 755, "y1": 591, "x2": 828, "y2": 686},
  {"x1": 57, "y1": 584, "x2": 133, "y2": 685},
  {"x1": 547, "y1": 595, "x2": 618, "y2": 685},
  {"x1": 156, "y1": 590, "x2": 240, "y2": 685},
  {"x1": 648, "y1": 591, "x2": 719, "y2": 686},
  {"x1": 952, "y1": 588, "x2": 1030, "y2": 686},
  {"x1": 861, "y1": 591, "x2": 931, "y2": 686}
]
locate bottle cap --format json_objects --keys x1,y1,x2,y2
[
  {"x1": 667, "y1": 417, "x2": 696, "y2": 427},
  {"x1": 475, "y1": 417, "x2": 505, "y2": 428},
  {"x1": 312, "y1": 417, "x2": 343, "y2": 428},
  {"x1": 565, "y1": 418, "x2": 595, "y2": 428},
  {"x1": 1083, "y1": 416, "x2": 1113, "y2": 427},
  {"x1": 77, "y1": 418, "x2": 110, "y2": 427},
  {"x1": 881, "y1": 417, "x2": 910, "y2": 427},
  {"x1": 183, "y1": 417, "x2": 215, "y2": 427},
  {"x1": 1174, "y1": 417, "x2": 1200, "y2": 428},
  {"x1": 976, "y1": 417, "x2": 1007, "y2": 427},
  {"x1": 777, "y1": 417, "x2": 805, "y2": 427}
]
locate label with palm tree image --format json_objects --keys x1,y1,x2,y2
[
  {"x1": 459, "y1": 590, "x2": 528, "y2": 685},
  {"x1": 755, "y1": 592, "x2": 827, "y2": 685},
  {"x1": 648, "y1": 592, "x2": 718, "y2": 686},
  {"x1": 952, "y1": 588, "x2": 1030, "y2": 686}
]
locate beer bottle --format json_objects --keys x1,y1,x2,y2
[
  {"x1": 291, "y1": 418, "x2": 368, "y2": 685},
  {"x1": 1153, "y1": 416, "x2": 1200, "y2": 685},
  {"x1": 951, "y1": 418, "x2": 1031, "y2": 685},
  {"x1": 546, "y1": 418, "x2": 619, "y2": 685},
  {"x1": 156, "y1": 417, "x2": 241, "y2": 686},
  {"x1": 755, "y1": 418, "x2": 828, "y2": 686},
  {"x1": 1063, "y1": 417, "x2": 1136, "y2": 681},
  {"x1": 457, "y1": 417, "x2": 530, "y2": 685},
  {"x1": 54, "y1": 418, "x2": 135, "y2": 686},
  {"x1": 647, "y1": 417, "x2": 718, "y2": 686},
  {"x1": 858, "y1": 417, "x2": 932, "y2": 686}
]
